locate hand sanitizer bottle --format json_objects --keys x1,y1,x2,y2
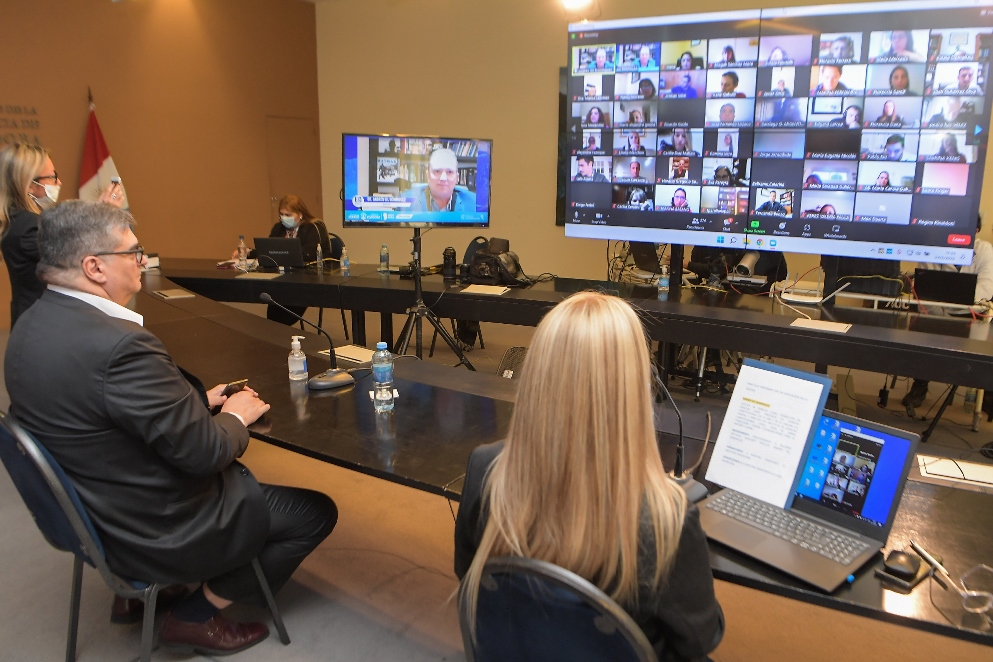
[{"x1": 288, "y1": 336, "x2": 308, "y2": 381}]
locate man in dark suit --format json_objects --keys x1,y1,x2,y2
[{"x1": 5, "y1": 201, "x2": 337, "y2": 656}]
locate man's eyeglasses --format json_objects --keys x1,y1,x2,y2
[
  {"x1": 92, "y1": 246, "x2": 145, "y2": 264},
  {"x1": 32, "y1": 172, "x2": 59, "y2": 183}
]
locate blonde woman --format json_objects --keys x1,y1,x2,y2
[
  {"x1": 455, "y1": 291, "x2": 724, "y2": 660},
  {"x1": 0, "y1": 143, "x2": 121, "y2": 326}
]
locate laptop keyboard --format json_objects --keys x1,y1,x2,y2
[{"x1": 706, "y1": 490, "x2": 870, "y2": 565}]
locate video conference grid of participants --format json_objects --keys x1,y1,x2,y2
[{"x1": 566, "y1": 1, "x2": 993, "y2": 260}]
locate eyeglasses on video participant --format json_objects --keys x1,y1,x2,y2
[{"x1": 403, "y1": 148, "x2": 478, "y2": 212}]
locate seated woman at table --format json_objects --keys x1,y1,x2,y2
[
  {"x1": 454, "y1": 291, "x2": 724, "y2": 661},
  {"x1": 261, "y1": 194, "x2": 334, "y2": 326}
]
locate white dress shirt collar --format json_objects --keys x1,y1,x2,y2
[{"x1": 48, "y1": 285, "x2": 144, "y2": 327}]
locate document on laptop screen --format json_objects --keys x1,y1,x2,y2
[{"x1": 706, "y1": 361, "x2": 831, "y2": 507}]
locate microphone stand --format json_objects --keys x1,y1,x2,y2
[
  {"x1": 656, "y1": 375, "x2": 709, "y2": 503},
  {"x1": 260, "y1": 292, "x2": 354, "y2": 389}
]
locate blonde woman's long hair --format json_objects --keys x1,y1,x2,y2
[
  {"x1": 0, "y1": 143, "x2": 48, "y2": 232},
  {"x1": 462, "y1": 291, "x2": 687, "y2": 631}
]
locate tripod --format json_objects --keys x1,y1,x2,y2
[{"x1": 395, "y1": 228, "x2": 476, "y2": 370}]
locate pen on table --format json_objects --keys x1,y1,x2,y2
[{"x1": 909, "y1": 539, "x2": 950, "y2": 579}]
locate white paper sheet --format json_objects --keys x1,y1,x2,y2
[
  {"x1": 918, "y1": 455, "x2": 993, "y2": 487},
  {"x1": 705, "y1": 364, "x2": 827, "y2": 507},
  {"x1": 461, "y1": 284, "x2": 509, "y2": 295}
]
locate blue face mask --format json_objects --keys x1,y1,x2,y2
[{"x1": 280, "y1": 214, "x2": 298, "y2": 229}]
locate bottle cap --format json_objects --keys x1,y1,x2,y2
[
  {"x1": 376, "y1": 342, "x2": 388, "y2": 350},
  {"x1": 291, "y1": 335, "x2": 304, "y2": 349}
]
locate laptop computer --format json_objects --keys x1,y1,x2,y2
[
  {"x1": 699, "y1": 362, "x2": 919, "y2": 592},
  {"x1": 254, "y1": 237, "x2": 306, "y2": 269},
  {"x1": 913, "y1": 269, "x2": 977, "y2": 306},
  {"x1": 628, "y1": 242, "x2": 661, "y2": 272}
]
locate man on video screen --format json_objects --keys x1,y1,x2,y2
[
  {"x1": 404, "y1": 148, "x2": 477, "y2": 212},
  {"x1": 573, "y1": 155, "x2": 609, "y2": 182}
]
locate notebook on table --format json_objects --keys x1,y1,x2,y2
[
  {"x1": 254, "y1": 237, "x2": 306, "y2": 269},
  {"x1": 699, "y1": 359, "x2": 919, "y2": 593}
]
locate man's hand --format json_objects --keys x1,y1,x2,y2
[
  {"x1": 206, "y1": 383, "x2": 229, "y2": 409},
  {"x1": 221, "y1": 389, "x2": 270, "y2": 426},
  {"x1": 207, "y1": 381, "x2": 252, "y2": 408}
]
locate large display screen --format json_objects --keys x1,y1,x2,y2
[
  {"x1": 343, "y1": 134, "x2": 492, "y2": 227},
  {"x1": 565, "y1": 1, "x2": 993, "y2": 265}
]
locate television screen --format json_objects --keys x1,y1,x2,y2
[
  {"x1": 342, "y1": 134, "x2": 492, "y2": 227},
  {"x1": 564, "y1": 0, "x2": 993, "y2": 265}
]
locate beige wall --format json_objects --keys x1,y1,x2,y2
[
  {"x1": 315, "y1": 0, "x2": 993, "y2": 280},
  {"x1": 0, "y1": 0, "x2": 320, "y2": 329}
]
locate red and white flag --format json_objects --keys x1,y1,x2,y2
[{"x1": 79, "y1": 104, "x2": 129, "y2": 208}]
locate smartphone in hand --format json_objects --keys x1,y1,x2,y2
[{"x1": 221, "y1": 379, "x2": 248, "y2": 397}]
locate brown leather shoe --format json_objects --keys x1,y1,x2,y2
[
  {"x1": 158, "y1": 612, "x2": 269, "y2": 656},
  {"x1": 110, "y1": 584, "x2": 190, "y2": 624}
]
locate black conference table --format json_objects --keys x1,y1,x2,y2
[
  {"x1": 137, "y1": 270, "x2": 993, "y2": 647},
  {"x1": 160, "y1": 258, "x2": 993, "y2": 391}
]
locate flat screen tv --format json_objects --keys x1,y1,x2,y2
[
  {"x1": 564, "y1": 0, "x2": 993, "y2": 266},
  {"x1": 342, "y1": 133, "x2": 492, "y2": 227}
]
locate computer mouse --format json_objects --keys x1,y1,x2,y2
[
  {"x1": 308, "y1": 369, "x2": 356, "y2": 390},
  {"x1": 883, "y1": 550, "x2": 921, "y2": 580}
]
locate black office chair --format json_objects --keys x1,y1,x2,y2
[
  {"x1": 496, "y1": 346, "x2": 527, "y2": 379},
  {"x1": 0, "y1": 412, "x2": 289, "y2": 662},
  {"x1": 314, "y1": 228, "x2": 349, "y2": 341},
  {"x1": 458, "y1": 556, "x2": 657, "y2": 662}
]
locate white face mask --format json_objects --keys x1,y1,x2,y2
[
  {"x1": 31, "y1": 183, "x2": 61, "y2": 210},
  {"x1": 280, "y1": 214, "x2": 298, "y2": 229}
]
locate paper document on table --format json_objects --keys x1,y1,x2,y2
[
  {"x1": 235, "y1": 272, "x2": 281, "y2": 280},
  {"x1": 790, "y1": 319, "x2": 852, "y2": 333},
  {"x1": 321, "y1": 344, "x2": 375, "y2": 364},
  {"x1": 153, "y1": 289, "x2": 194, "y2": 300},
  {"x1": 918, "y1": 455, "x2": 993, "y2": 487},
  {"x1": 705, "y1": 361, "x2": 831, "y2": 507},
  {"x1": 461, "y1": 284, "x2": 510, "y2": 295}
]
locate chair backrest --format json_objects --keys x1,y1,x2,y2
[
  {"x1": 0, "y1": 413, "x2": 106, "y2": 570},
  {"x1": 496, "y1": 346, "x2": 528, "y2": 379},
  {"x1": 459, "y1": 556, "x2": 658, "y2": 662},
  {"x1": 327, "y1": 230, "x2": 345, "y2": 260}
]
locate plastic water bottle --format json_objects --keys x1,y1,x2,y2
[
  {"x1": 657, "y1": 265, "x2": 670, "y2": 301},
  {"x1": 341, "y1": 248, "x2": 351, "y2": 276},
  {"x1": 379, "y1": 244, "x2": 390, "y2": 274},
  {"x1": 372, "y1": 341, "x2": 394, "y2": 412},
  {"x1": 288, "y1": 335, "x2": 308, "y2": 381},
  {"x1": 964, "y1": 387, "x2": 978, "y2": 413},
  {"x1": 237, "y1": 235, "x2": 248, "y2": 270},
  {"x1": 316, "y1": 243, "x2": 324, "y2": 273}
]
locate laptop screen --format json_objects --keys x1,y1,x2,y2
[
  {"x1": 792, "y1": 412, "x2": 917, "y2": 539},
  {"x1": 913, "y1": 269, "x2": 977, "y2": 306}
]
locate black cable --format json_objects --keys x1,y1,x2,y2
[
  {"x1": 442, "y1": 473, "x2": 466, "y2": 523},
  {"x1": 920, "y1": 385, "x2": 953, "y2": 421}
]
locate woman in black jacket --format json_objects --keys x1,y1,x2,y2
[
  {"x1": 0, "y1": 143, "x2": 121, "y2": 326},
  {"x1": 264, "y1": 194, "x2": 334, "y2": 326}
]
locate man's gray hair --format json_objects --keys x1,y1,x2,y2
[{"x1": 36, "y1": 201, "x2": 135, "y2": 284}]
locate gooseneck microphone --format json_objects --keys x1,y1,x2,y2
[
  {"x1": 656, "y1": 375, "x2": 709, "y2": 503},
  {"x1": 260, "y1": 293, "x2": 354, "y2": 389}
]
